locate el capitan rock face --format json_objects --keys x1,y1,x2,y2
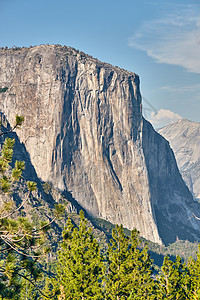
[{"x1": 0, "y1": 44, "x2": 200, "y2": 244}]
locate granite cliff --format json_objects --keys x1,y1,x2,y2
[
  {"x1": 159, "y1": 119, "x2": 200, "y2": 202},
  {"x1": 0, "y1": 44, "x2": 200, "y2": 244}
]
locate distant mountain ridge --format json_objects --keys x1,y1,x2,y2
[{"x1": 158, "y1": 119, "x2": 200, "y2": 202}]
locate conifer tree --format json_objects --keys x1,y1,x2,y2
[
  {"x1": 53, "y1": 211, "x2": 104, "y2": 300},
  {"x1": 187, "y1": 245, "x2": 200, "y2": 299},
  {"x1": 156, "y1": 255, "x2": 191, "y2": 299},
  {"x1": 0, "y1": 115, "x2": 61, "y2": 299},
  {"x1": 105, "y1": 225, "x2": 155, "y2": 300}
]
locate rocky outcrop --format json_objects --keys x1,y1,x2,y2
[
  {"x1": 0, "y1": 44, "x2": 200, "y2": 244},
  {"x1": 159, "y1": 119, "x2": 200, "y2": 202}
]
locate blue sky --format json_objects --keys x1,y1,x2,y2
[{"x1": 1, "y1": 0, "x2": 200, "y2": 128}]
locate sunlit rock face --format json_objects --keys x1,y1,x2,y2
[
  {"x1": 0, "y1": 44, "x2": 200, "y2": 244},
  {"x1": 159, "y1": 119, "x2": 200, "y2": 202}
]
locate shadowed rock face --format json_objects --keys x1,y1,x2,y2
[
  {"x1": 142, "y1": 120, "x2": 200, "y2": 244},
  {"x1": 159, "y1": 119, "x2": 200, "y2": 202},
  {"x1": 0, "y1": 44, "x2": 200, "y2": 244}
]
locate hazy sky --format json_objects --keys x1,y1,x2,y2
[{"x1": 1, "y1": 0, "x2": 200, "y2": 128}]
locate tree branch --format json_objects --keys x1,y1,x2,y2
[
  {"x1": 0, "y1": 192, "x2": 30, "y2": 220},
  {"x1": 1, "y1": 237, "x2": 45, "y2": 258},
  {"x1": 0, "y1": 124, "x2": 18, "y2": 137},
  {"x1": 188, "y1": 213, "x2": 200, "y2": 221},
  {"x1": 11, "y1": 271, "x2": 51, "y2": 299}
]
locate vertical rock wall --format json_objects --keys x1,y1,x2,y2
[{"x1": 0, "y1": 45, "x2": 199, "y2": 244}]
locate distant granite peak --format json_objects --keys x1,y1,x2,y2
[{"x1": 159, "y1": 119, "x2": 200, "y2": 202}]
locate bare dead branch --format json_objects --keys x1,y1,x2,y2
[
  {"x1": 16, "y1": 272, "x2": 52, "y2": 298},
  {"x1": 192, "y1": 213, "x2": 200, "y2": 220},
  {"x1": 1, "y1": 237, "x2": 45, "y2": 258},
  {"x1": 32, "y1": 215, "x2": 57, "y2": 233},
  {"x1": 0, "y1": 124, "x2": 18, "y2": 137}
]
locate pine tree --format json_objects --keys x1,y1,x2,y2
[
  {"x1": 187, "y1": 245, "x2": 200, "y2": 299},
  {"x1": 53, "y1": 211, "x2": 104, "y2": 299},
  {"x1": 105, "y1": 225, "x2": 155, "y2": 300},
  {"x1": 156, "y1": 255, "x2": 191, "y2": 299},
  {"x1": 0, "y1": 116, "x2": 61, "y2": 299}
]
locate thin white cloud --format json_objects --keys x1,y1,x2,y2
[
  {"x1": 160, "y1": 83, "x2": 200, "y2": 93},
  {"x1": 129, "y1": 5, "x2": 200, "y2": 74},
  {"x1": 149, "y1": 109, "x2": 182, "y2": 129}
]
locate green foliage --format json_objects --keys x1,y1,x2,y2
[
  {"x1": 0, "y1": 138, "x2": 23, "y2": 193},
  {"x1": 0, "y1": 114, "x2": 24, "y2": 138},
  {"x1": 12, "y1": 160, "x2": 25, "y2": 181},
  {"x1": 147, "y1": 239, "x2": 199, "y2": 265},
  {"x1": 0, "y1": 113, "x2": 200, "y2": 299},
  {"x1": 42, "y1": 182, "x2": 52, "y2": 194},
  {"x1": 52, "y1": 211, "x2": 104, "y2": 299},
  {"x1": 54, "y1": 203, "x2": 66, "y2": 217},
  {"x1": 92, "y1": 217, "x2": 199, "y2": 265},
  {"x1": 187, "y1": 245, "x2": 200, "y2": 299},
  {"x1": 0, "y1": 116, "x2": 54, "y2": 299},
  {"x1": 15, "y1": 115, "x2": 24, "y2": 127},
  {"x1": 1, "y1": 138, "x2": 14, "y2": 162},
  {"x1": 41, "y1": 214, "x2": 200, "y2": 300},
  {"x1": 156, "y1": 255, "x2": 191, "y2": 299},
  {"x1": 0, "y1": 137, "x2": 26, "y2": 194},
  {"x1": 27, "y1": 181, "x2": 37, "y2": 192},
  {"x1": 105, "y1": 225, "x2": 155, "y2": 300},
  {"x1": 0, "y1": 87, "x2": 9, "y2": 93},
  {"x1": 11, "y1": 210, "x2": 200, "y2": 300},
  {"x1": 1, "y1": 175, "x2": 11, "y2": 193}
]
